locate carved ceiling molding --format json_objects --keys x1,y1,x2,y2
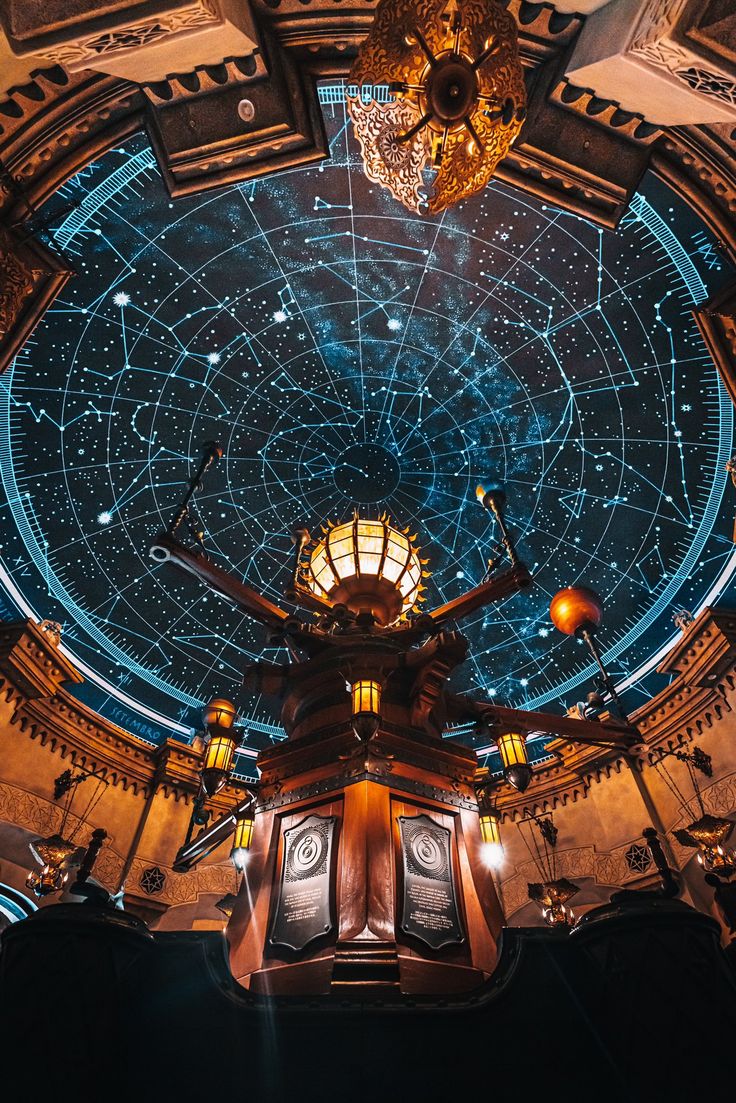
[
  {"x1": 0, "y1": 620, "x2": 250, "y2": 807},
  {"x1": 0, "y1": 6, "x2": 733, "y2": 373},
  {"x1": 0, "y1": 777, "x2": 234, "y2": 903},
  {"x1": 499, "y1": 839, "x2": 648, "y2": 917},
  {"x1": 651, "y1": 124, "x2": 736, "y2": 257}
]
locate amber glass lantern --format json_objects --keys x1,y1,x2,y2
[
  {"x1": 351, "y1": 678, "x2": 382, "y2": 741},
  {"x1": 305, "y1": 515, "x2": 426, "y2": 625},
  {"x1": 478, "y1": 802, "x2": 504, "y2": 868},
  {"x1": 497, "y1": 731, "x2": 532, "y2": 792},
  {"x1": 201, "y1": 697, "x2": 238, "y2": 797},
  {"x1": 230, "y1": 809, "x2": 255, "y2": 870}
]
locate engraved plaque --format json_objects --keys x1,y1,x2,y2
[
  {"x1": 398, "y1": 814, "x2": 464, "y2": 950},
  {"x1": 269, "y1": 814, "x2": 337, "y2": 952}
]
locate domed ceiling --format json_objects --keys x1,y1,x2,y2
[{"x1": 1, "y1": 83, "x2": 734, "y2": 771}]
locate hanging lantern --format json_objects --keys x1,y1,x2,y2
[
  {"x1": 528, "y1": 878, "x2": 579, "y2": 928},
  {"x1": 497, "y1": 731, "x2": 532, "y2": 792},
  {"x1": 230, "y1": 809, "x2": 255, "y2": 870},
  {"x1": 26, "y1": 864, "x2": 69, "y2": 898},
  {"x1": 305, "y1": 515, "x2": 427, "y2": 626},
  {"x1": 26, "y1": 833, "x2": 77, "y2": 898},
  {"x1": 348, "y1": 0, "x2": 526, "y2": 214},
  {"x1": 201, "y1": 697, "x2": 238, "y2": 797},
  {"x1": 478, "y1": 800, "x2": 503, "y2": 868},
  {"x1": 674, "y1": 814, "x2": 736, "y2": 876},
  {"x1": 350, "y1": 678, "x2": 382, "y2": 741}
]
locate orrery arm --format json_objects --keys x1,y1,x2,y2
[
  {"x1": 427, "y1": 562, "x2": 532, "y2": 628},
  {"x1": 150, "y1": 532, "x2": 291, "y2": 631},
  {"x1": 446, "y1": 693, "x2": 639, "y2": 752},
  {"x1": 173, "y1": 793, "x2": 256, "y2": 872}
]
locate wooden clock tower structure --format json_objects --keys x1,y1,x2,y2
[{"x1": 153, "y1": 464, "x2": 636, "y2": 996}]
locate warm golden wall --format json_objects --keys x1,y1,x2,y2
[{"x1": 1, "y1": 610, "x2": 736, "y2": 937}]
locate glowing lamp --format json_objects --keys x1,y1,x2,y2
[
  {"x1": 478, "y1": 803, "x2": 504, "y2": 868},
  {"x1": 351, "y1": 678, "x2": 382, "y2": 741},
  {"x1": 26, "y1": 833, "x2": 77, "y2": 898},
  {"x1": 528, "y1": 878, "x2": 578, "y2": 927},
  {"x1": 348, "y1": 0, "x2": 526, "y2": 214},
  {"x1": 549, "y1": 586, "x2": 604, "y2": 638},
  {"x1": 201, "y1": 697, "x2": 238, "y2": 796},
  {"x1": 26, "y1": 864, "x2": 69, "y2": 898},
  {"x1": 306, "y1": 515, "x2": 426, "y2": 625},
  {"x1": 497, "y1": 731, "x2": 532, "y2": 792},
  {"x1": 230, "y1": 809, "x2": 255, "y2": 870},
  {"x1": 674, "y1": 814, "x2": 736, "y2": 876}
]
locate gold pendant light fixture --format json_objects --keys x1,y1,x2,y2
[{"x1": 348, "y1": 0, "x2": 526, "y2": 214}]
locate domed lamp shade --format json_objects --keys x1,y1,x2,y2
[
  {"x1": 201, "y1": 697, "x2": 238, "y2": 797},
  {"x1": 350, "y1": 678, "x2": 382, "y2": 741},
  {"x1": 497, "y1": 731, "x2": 532, "y2": 792},
  {"x1": 305, "y1": 516, "x2": 427, "y2": 626},
  {"x1": 549, "y1": 586, "x2": 604, "y2": 638}
]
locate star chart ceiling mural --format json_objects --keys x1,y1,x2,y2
[{"x1": 1, "y1": 83, "x2": 735, "y2": 773}]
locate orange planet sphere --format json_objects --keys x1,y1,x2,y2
[{"x1": 549, "y1": 586, "x2": 604, "y2": 637}]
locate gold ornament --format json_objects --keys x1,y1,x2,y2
[{"x1": 349, "y1": 0, "x2": 526, "y2": 214}]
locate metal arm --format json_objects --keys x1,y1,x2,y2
[
  {"x1": 174, "y1": 793, "x2": 256, "y2": 872},
  {"x1": 428, "y1": 562, "x2": 532, "y2": 627},
  {"x1": 150, "y1": 532, "x2": 291, "y2": 630},
  {"x1": 447, "y1": 693, "x2": 639, "y2": 751},
  {"x1": 167, "y1": 441, "x2": 223, "y2": 541}
]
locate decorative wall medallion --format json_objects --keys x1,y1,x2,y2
[
  {"x1": 625, "y1": 843, "x2": 652, "y2": 874},
  {"x1": 139, "y1": 866, "x2": 166, "y2": 895},
  {"x1": 398, "y1": 814, "x2": 463, "y2": 950},
  {"x1": 269, "y1": 814, "x2": 337, "y2": 952}
]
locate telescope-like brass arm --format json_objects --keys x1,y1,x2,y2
[
  {"x1": 428, "y1": 562, "x2": 532, "y2": 627},
  {"x1": 150, "y1": 532, "x2": 291, "y2": 631}
]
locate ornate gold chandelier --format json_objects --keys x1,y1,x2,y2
[{"x1": 348, "y1": 0, "x2": 526, "y2": 214}]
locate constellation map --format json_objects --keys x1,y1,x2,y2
[{"x1": 1, "y1": 83, "x2": 735, "y2": 768}]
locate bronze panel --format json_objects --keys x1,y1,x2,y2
[
  {"x1": 269, "y1": 813, "x2": 337, "y2": 952},
  {"x1": 398, "y1": 813, "x2": 463, "y2": 951}
]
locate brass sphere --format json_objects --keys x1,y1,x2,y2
[
  {"x1": 202, "y1": 697, "x2": 237, "y2": 729},
  {"x1": 549, "y1": 586, "x2": 604, "y2": 637}
]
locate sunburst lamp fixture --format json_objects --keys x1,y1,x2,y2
[
  {"x1": 348, "y1": 0, "x2": 526, "y2": 214},
  {"x1": 303, "y1": 515, "x2": 427, "y2": 626}
]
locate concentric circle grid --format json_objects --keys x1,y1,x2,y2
[{"x1": 0, "y1": 84, "x2": 733, "y2": 749}]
